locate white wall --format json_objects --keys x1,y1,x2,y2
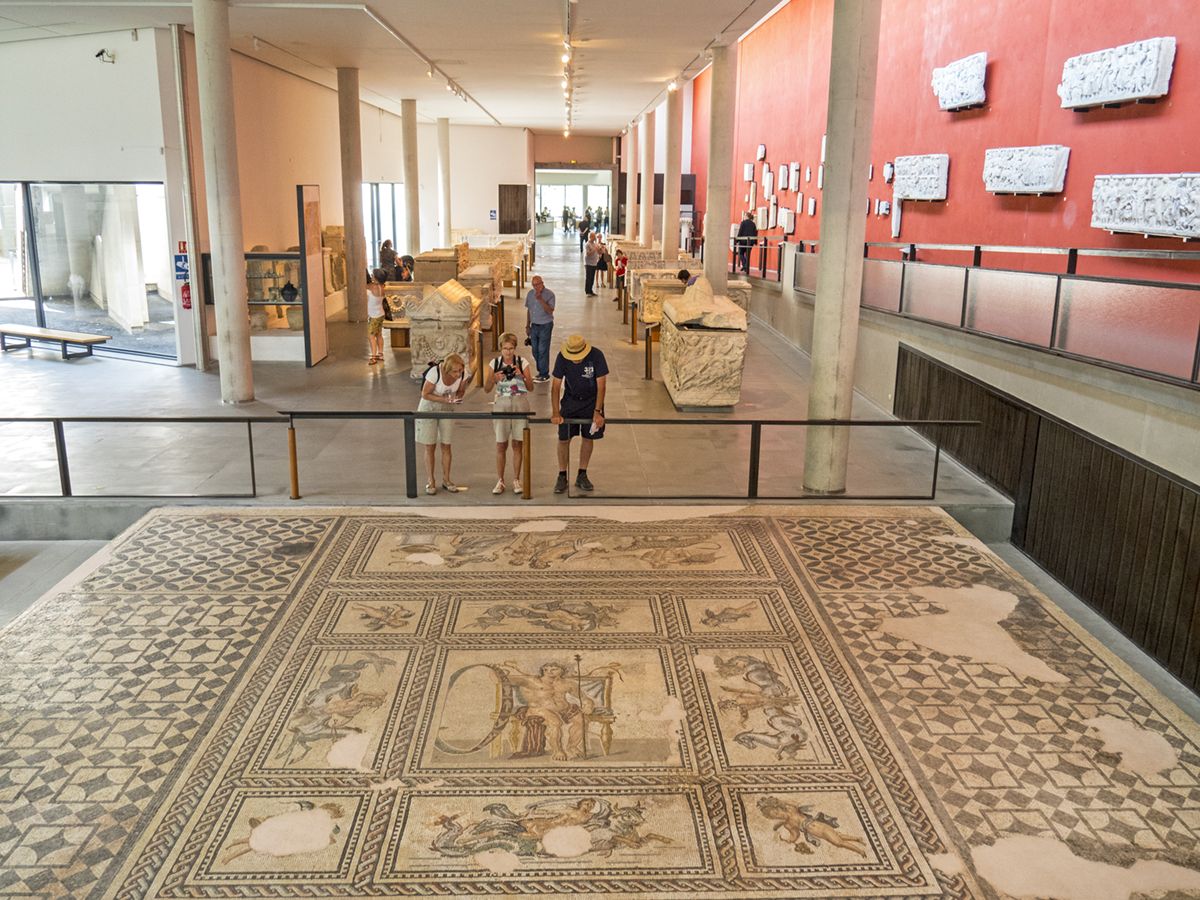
[{"x1": 0, "y1": 30, "x2": 166, "y2": 182}]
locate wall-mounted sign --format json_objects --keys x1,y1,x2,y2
[
  {"x1": 174, "y1": 254, "x2": 189, "y2": 281},
  {"x1": 489, "y1": 209, "x2": 497, "y2": 220}
]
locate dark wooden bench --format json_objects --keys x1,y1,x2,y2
[{"x1": 0, "y1": 324, "x2": 111, "y2": 359}]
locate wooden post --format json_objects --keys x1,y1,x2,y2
[
  {"x1": 630, "y1": 304, "x2": 638, "y2": 345},
  {"x1": 287, "y1": 423, "x2": 301, "y2": 499},
  {"x1": 644, "y1": 329, "x2": 653, "y2": 379},
  {"x1": 476, "y1": 331, "x2": 485, "y2": 387},
  {"x1": 521, "y1": 425, "x2": 532, "y2": 500}
]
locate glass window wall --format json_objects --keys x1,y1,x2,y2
[
  {"x1": 363, "y1": 183, "x2": 405, "y2": 268},
  {"x1": 0, "y1": 183, "x2": 38, "y2": 327}
]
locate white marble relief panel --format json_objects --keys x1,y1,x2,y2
[
  {"x1": 983, "y1": 145, "x2": 1070, "y2": 194},
  {"x1": 931, "y1": 52, "x2": 987, "y2": 111},
  {"x1": 778, "y1": 164, "x2": 789, "y2": 191},
  {"x1": 1058, "y1": 37, "x2": 1176, "y2": 109},
  {"x1": 1090, "y1": 173, "x2": 1200, "y2": 239},
  {"x1": 892, "y1": 154, "x2": 950, "y2": 201},
  {"x1": 743, "y1": 162, "x2": 754, "y2": 181}
]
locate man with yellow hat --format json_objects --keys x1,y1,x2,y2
[{"x1": 550, "y1": 333, "x2": 608, "y2": 493}]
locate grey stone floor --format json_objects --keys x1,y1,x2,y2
[{"x1": 0, "y1": 234, "x2": 1003, "y2": 511}]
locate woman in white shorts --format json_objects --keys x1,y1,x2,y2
[
  {"x1": 483, "y1": 332, "x2": 533, "y2": 494},
  {"x1": 417, "y1": 352, "x2": 467, "y2": 495}
]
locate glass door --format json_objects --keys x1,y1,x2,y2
[
  {"x1": 0, "y1": 183, "x2": 37, "y2": 327},
  {"x1": 29, "y1": 182, "x2": 176, "y2": 357}
]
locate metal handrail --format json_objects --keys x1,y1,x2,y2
[
  {"x1": 281, "y1": 410, "x2": 979, "y2": 502},
  {"x1": 0, "y1": 415, "x2": 282, "y2": 498}
]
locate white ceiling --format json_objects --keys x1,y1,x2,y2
[{"x1": 0, "y1": 1, "x2": 780, "y2": 133}]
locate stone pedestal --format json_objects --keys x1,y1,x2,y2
[
  {"x1": 660, "y1": 277, "x2": 748, "y2": 409},
  {"x1": 414, "y1": 249, "x2": 458, "y2": 284},
  {"x1": 455, "y1": 263, "x2": 500, "y2": 329},
  {"x1": 406, "y1": 279, "x2": 482, "y2": 379}
]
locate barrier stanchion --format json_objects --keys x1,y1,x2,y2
[
  {"x1": 287, "y1": 419, "x2": 301, "y2": 499},
  {"x1": 521, "y1": 425, "x2": 532, "y2": 500},
  {"x1": 622, "y1": 290, "x2": 629, "y2": 325},
  {"x1": 476, "y1": 332, "x2": 485, "y2": 387},
  {"x1": 644, "y1": 329, "x2": 653, "y2": 379},
  {"x1": 403, "y1": 417, "x2": 418, "y2": 499},
  {"x1": 630, "y1": 304, "x2": 638, "y2": 346}
]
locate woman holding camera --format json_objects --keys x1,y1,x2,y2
[{"x1": 483, "y1": 332, "x2": 533, "y2": 494}]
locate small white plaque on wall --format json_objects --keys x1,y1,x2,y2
[
  {"x1": 790, "y1": 162, "x2": 800, "y2": 188},
  {"x1": 883, "y1": 162, "x2": 894, "y2": 183},
  {"x1": 783, "y1": 208, "x2": 796, "y2": 234},
  {"x1": 743, "y1": 163, "x2": 754, "y2": 181},
  {"x1": 768, "y1": 197, "x2": 778, "y2": 228},
  {"x1": 756, "y1": 143, "x2": 767, "y2": 160},
  {"x1": 817, "y1": 165, "x2": 824, "y2": 190},
  {"x1": 755, "y1": 206, "x2": 768, "y2": 229},
  {"x1": 763, "y1": 170, "x2": 774, "y2": 196},
  {"x1": 1058, "y1": 37, "x2": 1176, "y2": 109},
  {"x1": 807, "y1": 197, "x2": 817, "y2": 216},
  {"x1": 1091, "y1": 173, "x2": 1200, "y2": 239},
  {"x1": 931, "y1": 51, "x2": 987, "y2": 111},
  {"x1": 778, "y1": 164, "x2": 789, "y2": 191},
  {"x1": 749, "y1": 182, "x2": 757, "y2": 208},
  {"x1": 892, "y1": 154, "x2": 950, "y2": 201},
  {"x1": 805, "y1": 166, "x2": 812, "y2": 183},
  {"x1": 983, "y1": 145, "x2": 1071, "y2": 194}
]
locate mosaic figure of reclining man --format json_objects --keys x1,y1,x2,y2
[{"x1": 756, "y1": 795, "x2": 868, "y2": 858}]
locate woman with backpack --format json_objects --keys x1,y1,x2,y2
[
  {"x1": 483, "y1": 332, "x2": 533, "y2": 494},
  {"x1": 417, "y1": 353, "x2": 468, "y2": 494}
]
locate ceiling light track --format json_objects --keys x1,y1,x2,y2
[{"x1": 232, "y1": 0, "x2": 504, "y2": 125}]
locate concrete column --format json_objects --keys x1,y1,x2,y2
[
  {"x1": 661, "y1": 87, "x2": 683, "y2": 256},
  {"x1": 192, "y1": 0, "x2": 252, "y2": 402},
  {"x1": 703, "y1": 41, "x2": 737, "y2": 291},
  {"x1": 638, "y1": 109, "x2": 656, "y2": 248},
  {"x1": 624, "y1": 122, "x2": 639, "y2": 240},
  {"x1": 337, "y1": 67, "x2": 367, "y2": 322},
  {"x1": 803, "y1": 0, "x2": 882, "y2": 493},
  {"x1": 436, "y1": 117, "x2": 452, "y2": 247},
  {"x1": 400, "y1": 98, "x2": 421, "y2": 254}
]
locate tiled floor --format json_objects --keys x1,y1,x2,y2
[
  {"x1": 1, "y1": 506, "x2": 1198, "y2": 898},
  {"x1": 0, "y1": 235, "x2": 1004, "y2": 510}
]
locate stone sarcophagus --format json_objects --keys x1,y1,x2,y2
[
  {"x1": 406, "y1": 279, "x2": 482, "y2": 379},
  {"x1": 383, "y1": 282, "x2": 429, "y2": 317},
  {"x1": 660, "y1": 277, "x2": 749, "y2": 409},
  {"x1": 454, "y1": 263, "x2": 502, "y2": 329},
  {"x1": 639, "y1": 277, "x2": 687, "y2": 325},
  {"x1": 414, "y1": 249, "x2": 458, "y2": 284},
  {"x1": 726, "y1": 279, "x2": 751, "y2": 310},
  {"x1": 631, "y1": 268, "x2": 682, "y2": 302}
]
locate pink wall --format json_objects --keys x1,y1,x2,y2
[{"x1": 692, "y1": 0, "x2": 1200, "y2": 281}]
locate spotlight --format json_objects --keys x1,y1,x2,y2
[
  {"x1": 564, "y1": 129, "x2": 570, "y2": 137},
  {"x1": 668, "y1": 79, "x2": 678, "y2": 91},
  {"x1": 446, "y1": 81, "x2": 454, "y2": 91},
  {"x1": 94, "y1": 49, "x2": 115, "y2": 63},
  {"x1": 561, "y1": 79, "x2": 568, "y2": 89},
  {"x1": 427, "y1": 66, "x2": 434, "y2": 78},
  {"x1": 561, "y1": 52, "x2": 570, "y2": 63}
]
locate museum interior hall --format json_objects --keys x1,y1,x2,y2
[{"x1": 0, "y1": 1, "x2": 1199, "y2": 898}]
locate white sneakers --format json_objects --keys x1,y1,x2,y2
[{"x1": 493, "y1": 480, "x2": 505, "y2": 495}]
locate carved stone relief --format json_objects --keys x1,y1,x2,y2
[
  {"x1": 892, "y1": 154, "x2": 950, "y2": 201},
  {"x1": 931, "y1": 52, "x2": 987, "y2": 111},
  {"x1": 407, "y1": 279, "x2": 482, "y2": 378},
  {"x1": 983, "y1": 145, "x2": 1071, "y2": 194},
  {"x1": 1058, "y1": 37, "x2": 1176, "y2": 109},
  {"x1": 1090, "y1": 173, "x2": 1200, "y2": 239}
]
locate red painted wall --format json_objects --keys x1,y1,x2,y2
[
  {"x1": 691, "y1": 66, "x2": 711, "y2": 227},
  {"x1": 692, "y1": 0, "x2": 1200, "y2": 281}
]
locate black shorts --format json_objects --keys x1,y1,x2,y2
[{"x1": 559, "y1": 405, "x2": 604, "y2": 441}]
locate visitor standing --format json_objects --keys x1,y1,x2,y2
[
  {"x1": 584, "y1": 235, "x2": 601, "y2": 297},
  {"x1": 614, "y1": 250, "x2": 628, "y2": 296},
  {"x1": 416, "y1": 353, "x2": 467, "y2": 494},
  {"x1": 379, "y1": 239, "x2": 397, "y2": 273},
  {"x1": 579, "y1": 214, "x2": 591, "y2": 252},
  {"x1": 550, "y1": 333, "x2": 607, "y2": 494},
  {"x1": 483, "y1": 332, "x2": 533, "y2": 494},
  {"x1": 736, "y1": 211, "x2": 758, "y2": 275},
  {"x1": 524, "y1": 275, "x2": 555, "y2": 383},
  {"x1": 365, "y1": 268, "x2": 388, "y2": 365}
]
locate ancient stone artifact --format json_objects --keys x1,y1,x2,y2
[
  {"x1": 321, "y1": 226, "x2": 347, "y2": 293},
  {"x1": 892, "y1": 154, "x2": 950, "y2": 201},
  {"x1": 660, "y1": 277, "x2": 749, "y2": 409},
  {"x1": 639, "y1": 277, "x2": 687, "y2": 325},
  {"x1": 1058, "y1": 37, "x2": 1176, "y2": 109},
  {"x1": 983, "y1": 145, "x2": 1071, "y2": 194},
  {"x1": 1090, "y1": 173, "x2": 1200, "y2": 239},
  {"x1": 726, "y1": 279, "x2": 751, "y2": 310},
  {"x1": 414, "y1": 249, "x2": 458, "y2": 284},
  {"x1": 405, "y1": 279, "x2": 482, "y2": 379},
  {"x1": 931, "y1": 52, "x2": 987, "y2": 110},
  {"x1": 453, "y1": 263, "x2": 501, "y2": 329}
]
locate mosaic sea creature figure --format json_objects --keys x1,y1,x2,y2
[
  {"x1": 701, "y1": 601, "x2": 757, "y2": 628},
  {"x1": 353, "y1": 602, "x2": 414, "y2": 631},
  {"x1": 282, "y1": 653, "x2": 395, "y2": 763},
  {"x1": 430, "y1": 797, "x2": 670, "y2": 860},
  {"x1": 756, "y1": 796, "x2": 868, "y2": 858},
  {"x1": 470, "y1": 600, "x2": 621, "y2": 632},
  {"x1": 713, "y1": 655, "x2": 810, "y2": 759}
]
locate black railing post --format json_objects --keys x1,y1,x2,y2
[
  {"x1": 960, "y1": 268, "x2": 971, "y2": 328},
  {"x1": 747, "y1": 423, "x2": 762, "y2": 498},
  {"x1": 51, "y1": 419, "x2": 71, "y2": 497},
  {"x1": 929, "y1": 442, "x2": 941, "y2": 500},
  {"x1": 403, "y1": 416, "x2": 418, "y2": 499},
  {"x1": 1049, "y1": 274, "x2": 1064, "y2": 349},
  {"x1": 1066, "y1": 248, "x2": 1078, "y2": 275},
  {"x1": 246, "y1": 421, "x2": 258, "y2": 497}
]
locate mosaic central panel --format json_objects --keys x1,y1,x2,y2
[{"x1": 0, "y1": 507, "x2": 1197, "y2": 899}]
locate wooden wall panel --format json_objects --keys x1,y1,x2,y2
[{"x1": 895, "y1": 344, "x2": 1200, "y2": 694}]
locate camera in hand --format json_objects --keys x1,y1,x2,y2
[{"x1": 501, "y1": 364, "x2": 517, "y2": 379}]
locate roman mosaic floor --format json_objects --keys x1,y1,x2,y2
[{"x1": 2, "y1": 507, "x2": 1199, "y2": 899}]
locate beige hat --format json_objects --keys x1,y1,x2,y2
[{"x1": 561, "y1": 334, "x2": 591, "y2": 362}]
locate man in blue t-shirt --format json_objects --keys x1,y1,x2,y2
[
  {"x1": 550, "y1": 333, "x2": 608, "y2": 494},
  {"x1": 524, "y1": 275, "x2": 556, "y2": 382}
]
